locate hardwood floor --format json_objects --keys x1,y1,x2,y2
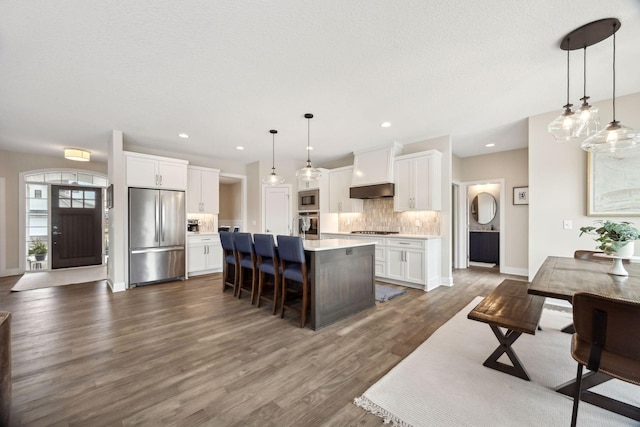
[{"x1": 0, "y1": 267, "x2": 519, "y2": 426}]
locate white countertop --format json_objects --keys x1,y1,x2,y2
[
  {"x1": 470, "y1": 230, "x2": 499, "y2": 233},
  {"x1": 321, "y1": 232, "x2": 441, "y2": 239},
  {"x1": 303, "y1": 238, "x2": 375, "y2": 252},
  {"x1": 187, "y1": 232, "x2": 219, "y2": 236}
]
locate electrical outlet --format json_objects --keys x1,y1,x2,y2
[
  {"x1": 563, "y1": 220, "x2": 572, "y2": 230},
  {"x1": 415, "y1": 220, "x2": 421, "y2": 227}
]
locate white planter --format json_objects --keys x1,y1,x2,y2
[{"x1": 614, "y1": 241, "x2": 635, "y2": 258}]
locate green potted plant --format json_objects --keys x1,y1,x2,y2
[
  {"x1": 29, "y1": 238, "x2": 48, "y2": 261},
  {"x1": 579, "y1": 220, "x2": 639, "y2": 257}
]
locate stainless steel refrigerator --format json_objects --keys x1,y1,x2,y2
[{"x1": 129, "y1": 188, "x2": 185, "y2": 286}]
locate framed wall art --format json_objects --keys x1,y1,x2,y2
[
  {"x1": 587, "y1": 151, "x2": 640, "y2": 216},
  {"x1": 513, "y1": 186, "x2": 529, "y2": 205}
]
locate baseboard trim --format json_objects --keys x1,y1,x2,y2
[
  {"x1": 500, "y1": 266, "x2": 528, "y2": 277},
  {"x1": 108, "y1": 279, "x2": 127, "y2": 292},
  {"x1": 0, "y1": 268, "x2": 21, "y2": 278}
]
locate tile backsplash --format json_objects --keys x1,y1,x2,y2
[
  {"x1": 188, "y1": 213, "x2": 217, "y2": 233},
  {"x1": 338, "y1": 198, "x2": 440, "y2": 235}
]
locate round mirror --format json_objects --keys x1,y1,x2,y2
[{"x1": 471, "y1": 192, "x2": 497, "y2": 225}]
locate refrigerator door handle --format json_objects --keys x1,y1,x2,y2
[
  {"x1": 131, "y1": 246, "x2": 184, "y2": 254},
  {"x1": 154, "y1": 195, "x2": 159, "y2": 242},
  {"x1": 160, "y1": 194, "x2": 165, "y2": 242}
]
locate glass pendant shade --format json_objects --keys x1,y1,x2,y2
[
  {"x1": 296, "y1": 162, "x2": 322, "y2": 182},
  {"x1": 579, "y1": 22, "x2": 640, "y2": 152},
  {"x1": 295, "y1": 113, "x2": 322, "y2": 182},
  {"x1": 573, "y1": 104, "x2": 600, "y2": 138},
  {"x1": 547, "y1": 106, "x2": 577, "y2": 142},
  {"x1": 262, "y1": 129, "x2": 285, "y2": 185},
  {"x1": 581, "y1": 121, "x2": 640, "y2": 152}
]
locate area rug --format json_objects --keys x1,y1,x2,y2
[
  {"x1": 11, "y1": 265, "x2": 107, "y2": 291},
  {"x1": 354, "y1": 297, "x2": 639, "y2": 426},
  {"x1": 375, "y1": 284, "x2": 407, "y2": 302}
]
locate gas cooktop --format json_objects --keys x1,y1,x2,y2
[{"x1": 350, "y1": 231, "x2": 400, "y2": 235}]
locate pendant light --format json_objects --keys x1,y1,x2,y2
[
  {"x1": 581, "y1": 21, "x2": 640, "y2": 152},
  {"x1": 573, "y1": 47, "x2": 600, "y2": 138},
  {"x1": 547, "y1": 40, "x2": 577, "y2": 142},
  {"x1": 262, "y1": 129, "x2": 285, "y2": 185},
  {"x1": 295, "y1": 113, "x2": 322, "y2": 182}
]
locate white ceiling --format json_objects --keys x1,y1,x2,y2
[{"x1": 1, "y1": 1, "x2": 639, "y2": 165}]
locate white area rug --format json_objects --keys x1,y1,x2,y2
[
  {"x1": 11, "y1": 265, "x2": 107, "y2": 291},
  {"x1": 354, "y1": 297, "x2": 639, "y2": 427}
]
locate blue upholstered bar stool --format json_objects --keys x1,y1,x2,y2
[
  {"x1": 253, "y1": 233, "x2": 281, "y2": 315},
  {"x1": 276, "y1": 235, "x2": 309, "y2": 328},
  {"x1": 233, "y1": 232, "x2": 258, "y2": 303},
  {"x1": 219, "y1": 232, "x2": 238, "y2": 294}
]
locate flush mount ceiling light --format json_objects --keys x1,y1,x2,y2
[
  {"x1": 380, "y1": 122, "x2": 391, "y2": 128},
  {"x1": 178, "y1": 133, "x2": 189, "y2": 139},
  {"x1": 236, "y1": 146, "x2": 245, "y2": 150},
  {"x1": 262, "y1": 129, "x2": 285, "y2": 185},
  {"x1": 579, "y1": 19, "x2": 640, "y2": 152},
  {"x1": 64, "y1": 148, "x2": 90, "y2": 162},
  {"x1": 296, "y1": 113, "x2": 322, "y2": 182}
]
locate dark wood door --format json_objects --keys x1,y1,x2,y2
[{"x1": 51, "y1": 185, "x2": 103, "y2": 269}]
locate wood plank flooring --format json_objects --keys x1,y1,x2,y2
[{"x1": 0, "y1": 267, "x2": 519, "y2": 426}]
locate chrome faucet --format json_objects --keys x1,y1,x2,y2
[{"x1": 292, "y1": 215, "x2": 311, "y2": 240}]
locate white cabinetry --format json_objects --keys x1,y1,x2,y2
[
  {"x1": 328, "y1": 167, "x2": 363, "y2": 213},
  {"x1": 351, "y1": 143, "x2": 402, "y2": 187},
  {"x1": 125, "y1": 152, "x2": 188, "y2": 190},
  {"x1": 187, "y1": 166, "x2": 220, "y2": 214},
  {"x1": 385, "y1": 237, "x2": 441, "y2": 291},
  {"x1": 188, "y1": 234, "x2": 222, "y2": 275},
  {"x1": 394, "y1": 150, "x2": 442, "y2": 212}
]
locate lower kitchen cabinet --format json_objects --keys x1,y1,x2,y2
[
  {"x1": 321, "y1": 233, "x2": 441, "y2": 291},
  {"x1": 385, "y1": 238, "x2": 441, "y2": 291},
  {"x1": 188, "y1": 234, "x2": 222, "y2": 276}
]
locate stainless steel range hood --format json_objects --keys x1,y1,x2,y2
[{"x1": 349, "y1": 183, "x2": 395, "y2": 199}]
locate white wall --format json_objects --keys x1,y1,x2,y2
[{"x1": 528, "y1": 92, "x2": 640, "y2": 280}]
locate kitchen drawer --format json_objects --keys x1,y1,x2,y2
[
  {"x1": 189, "y1": 234, "x2": 219, "y2": 244},
  {"x1": 387, "y1": 238, "x2": 424, "y2": 249}
]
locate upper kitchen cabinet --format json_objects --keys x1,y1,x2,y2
[
  {"x1": 329, "y1": 166, "x2": 363, "y2": 213},
  {"x1": 351, "y1": 143, "x2": 402, "y2": 187},
  {"x1": 187, "y1": 166, "x2": 220, "y2": 214},
  {"x1": 125, "y1": 151, "x2": 188, "y2": 190},
  {"x1": 394, "y1": 150, "x2": 442, "y2": 212}
]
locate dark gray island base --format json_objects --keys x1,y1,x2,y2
[{"x1": 303, "y1": 239, "x2": 376, "y2": 330}]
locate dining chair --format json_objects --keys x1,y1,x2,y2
[
  {"x1": 276, "y1": 235, "x2": 309, "y2": 328},
  {"x1": 253, "y1": 233, "x2": 281, "y2": 315},
  {"x1": 233, "y1": 232, "x2": 258, "y2": 303},
  {"x1": 570, "y1": 292, "x2": 640, "y2": 426},
  {"x1": 219, "y1": 231, "x2": 238, "y2": 294}
]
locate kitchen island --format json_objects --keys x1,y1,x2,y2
[{"x1": 303, "y1": 239, "x2": 375, "y2": 330}]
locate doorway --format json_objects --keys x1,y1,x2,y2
[
  {"x1": 50, "y1": 185, "x2": 103, "y2": 269},
  {"x1": 20, "y1": 170, "x2": 108, "y2": 273},
  {"x1": 456, "y1": 179, "x2": 506, "y2": 272}
]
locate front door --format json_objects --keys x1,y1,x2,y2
[{"x1": 51, "y1": 185, "x2": 103, "y2": 269}]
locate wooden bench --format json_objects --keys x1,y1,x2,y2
[{"x1": 467, "y1": 279, "x2": 545, "y2": 381}]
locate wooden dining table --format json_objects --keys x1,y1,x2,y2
[
  {"x1": 529, "y1": 256, "x2": 640, "y2": 303},
  {"x1": 528, "y1": 255, "x2": 640, "y2": 420}
]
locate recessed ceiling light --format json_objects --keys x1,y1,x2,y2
[
  {"x1": 236, "y1": 146, "x2": 245, "y2": 150},
  {"x1": 178, "y1": 133, "x2": 189, "y2": 139},
  {"x1": 485, "y1": 143, "x2": 495, "y2": 148},
  {"x1": 380, "y1": 122, "x2": 391, "y2": 128}
]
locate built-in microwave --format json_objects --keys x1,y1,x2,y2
[{"x1": 298, "y1": 189, "x2": 319, "y2": 211}]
